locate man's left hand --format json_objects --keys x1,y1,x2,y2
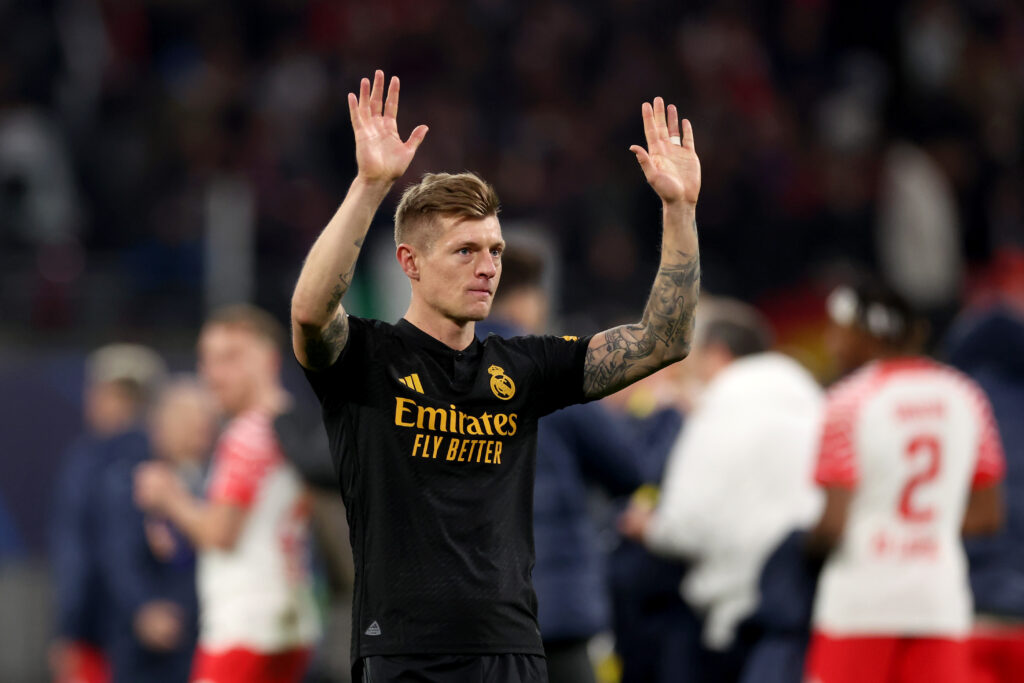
[
  {"x1": 134, "y1": 462, "x2": 184, "y2": 513},
  {"x1": 630, "y1": 97, "x2": 701, "y2": 207},
  {"x1": 618, "y1": 500, "x2": 656, "y2": 542}
]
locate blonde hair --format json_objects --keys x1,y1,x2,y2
[
  {"x1": 394, "y1": 172, "x2": 500, "y2": 248},
  {"x1": 203, "y1": 304, "x2": 287, "y2": 350}
]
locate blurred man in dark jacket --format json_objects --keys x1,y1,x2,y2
[
  {"x1": 945, "y1": 304, "x2": 1024, "y2": 682},
  {"x1": 477, "y1": 241, "x2": 646, "y2": 683},
  {"x1": 96, "y1": 377, "x2": 215, "y2": 683},
  {"x1": 50, "y1": 344, "x2": 166, "y2": 683}
]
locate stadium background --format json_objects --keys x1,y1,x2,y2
[{"x1": 0, "y1": 0, "x2": 1021, "y2": 680}]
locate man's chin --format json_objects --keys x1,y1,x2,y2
[{"x1": 462, "y1": 304, "x2": 492, "y2": 323}]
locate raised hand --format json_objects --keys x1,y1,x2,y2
[
  {"x1": 630, "y1": 98, "x2": 701, "y2": 206},
  {"x1": 348, "y1": 70, "x2": 428, "y2": 184}
]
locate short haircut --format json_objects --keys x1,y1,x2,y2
[
  {"x1": 826, "y1": 275, "x2": 921, "y2": 347},
  {"x1": 394, "y1": 172, "x2": 500, "y2": 248},
  {"x1": 86, "y1": 343, "x2": 167, "y2": 405},
  {"x1": 696, "y1": 298, "x2": 774, "y2": 358},
  {"x1": 204, "y1": 304, "x2": 287, "y2": 350}
]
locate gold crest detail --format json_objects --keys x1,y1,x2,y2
[
  {"x1": 561, "y1": 335, "x2": 578, "y2": 342},
  {"x1": 488, "y1": 365, "x2": 516, "y2": 400}
]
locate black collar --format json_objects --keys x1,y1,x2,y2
[{"x1": 395, "y1": 319, "x2": 481, "y2": 358}]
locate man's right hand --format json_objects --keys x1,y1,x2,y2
[{"x1": 349, "y1": 70, "x2": 428, "y2": 185}]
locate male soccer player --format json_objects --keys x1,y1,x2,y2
[
  {"x1": 135, "y1": 306, "x2": 319, "y2": 683},
  {"x1": 290, "y1": 70, "x2": 702, "y2": 681},
  {"x1": 805, "y1": 282, "x2": 1006, "y2": 683}
]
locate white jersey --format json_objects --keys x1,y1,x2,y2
[
  {"x1": 812, "y1": 358, "x2": 1004, "y2": 636},
  {"x1": 198, "y1": 410, "x2": 320, "y2": 653}
]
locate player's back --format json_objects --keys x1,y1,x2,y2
[{"x1": 814, "y1": 358, "x2": 1003, "y2": 636}]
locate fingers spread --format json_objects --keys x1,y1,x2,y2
[
  {"x1": 667, "y1": 104, "x2": 680, "y2": 140},
  {"x1": 653, "y1": 97, "x2": 669, "y2": 141},
  {"x1": 347, "y1": 92, "x2": 360, "y2": 128},
  {"x1": 641, "y1": 101, "x2": 656, "y2": 149},
  {"x1": 630, "y1": 144, "x2": 653, "y2": 177},
  {"x1": 369, "y1": 69, "x2": 385, "y2": 116},
  {"x1": 682, "y1": 118, "x2": 696, "y2": 151},
  {"x1": 406, "y1": 124, "x2": 429, "y2": 151},
  {"x1": 358, "y1": 77, "x2": 371, "y2": 116},
  {"x1": 384, "y1": 75, "x2": 400, "y2": 120}
]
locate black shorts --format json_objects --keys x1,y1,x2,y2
[{"x1": 357, "y1": 653, "x2": 548, "y2": 683}]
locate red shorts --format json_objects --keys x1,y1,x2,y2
[
  {"x1": 969, "y1": 624, "x2": 1024, "y2": 683},
  {"x1": 56, "y1": 642, "x2": 109, "y2": 683},
  {"x1": 190, "y1": 646, "x2": 312, "y2": 683},
  {"x1": 806, "y1": 631, "x2": 969, "y2": 683}
]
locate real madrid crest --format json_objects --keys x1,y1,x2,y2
[{"x1": 488, "y1": 365, "x2": 515, "y2": 400}]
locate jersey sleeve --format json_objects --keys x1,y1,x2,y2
[
  {"x1": 522, "y1": 334, "x2": 593, "y2": 416},
  {"x1": 301, "y1": 314, "x2": 374, "y2": 406},
  {"x1": 968, "y1": 383, "x2": 1006, "y2": 489},
  {"x1": 207, "y1": 415, "x2": 280, "y2": 507},
  {"x1": 814, "y1": 374, "x2": 867, "y2": 489}
]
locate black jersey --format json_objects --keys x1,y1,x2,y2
[{"x1": 303, "y1": 316, "x2": 592, "y2": 659}]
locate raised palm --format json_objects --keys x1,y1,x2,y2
[
  {"x1": 630, "y1": 98, "x2": 701, "y2": 205},
  {"x1": 348, "y1": 70, "x2": 428, "y2": 183}
]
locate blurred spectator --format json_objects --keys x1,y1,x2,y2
[
  {"x1": 94, "y1": 377, "x2": 214, "y2": 682},
  {"x1": 135, "y1": 305, "x2": 319, "y2": 683},
  {"x1": 805, "y1": 281, "x2": 1005, "y2": 683},
  {"x1": 599, "y1": 370, "x2": 694, "y2": 683},
  {"x1": 476, "y1": 242, "x2": 647, "y2": 683},
  {"x1": 620, "y1": 298, "x2": 824, "y2": 683},
  {"x1": 0, "y1": 1, "x2": 1017, "y2": 337},
  {"x1": 49, "y1": 343, "x2": 167, "y2": 683},
  {"x1": 944, "y1": 304, "x2": 1024, "y2": 682}
]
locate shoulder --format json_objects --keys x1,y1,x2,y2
[
  {"x1": 218, "y1": 412, "x2": 282, "y2": 461},
  {"x1": 825, "y1": 363, "x2": 887, "y2": 404},
  {"x1": 489, "y1": 332, "x2": 589, "y2": 356}
]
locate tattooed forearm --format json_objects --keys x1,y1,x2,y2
[
  {"x1": 584, "y1": 249, "x2": 700, "y2": 398},
  {"x1": 301, "y1": 311, "x2": 350, "y2": 369},
  {"x1": 322, "y1": 236, "x2": 364, "y2": 315}
]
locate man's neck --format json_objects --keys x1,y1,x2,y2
[
  {"x1": 231, "y1": 383, "x2": 288, "y2": 418},
  {"x1": 403, "y1": 305, "x2": 476, "y2": 350}
]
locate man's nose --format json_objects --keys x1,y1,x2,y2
[{"x1": 475, "y1": 252, "x2": 496, "y2": 278}]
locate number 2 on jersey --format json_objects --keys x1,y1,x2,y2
[{"x1": 899, "y1": 435, "x2": 941, "y2": 522}]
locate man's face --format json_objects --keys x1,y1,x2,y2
[
  {"x1": 197, "y1": 324, "x2": 275, "y2": 416},
  {"x1": 412, "y1": 214, "x2": 505, "y2": 323},
  {"x1": 150, "y1": 386, "x2": 215, "y2": 465}
]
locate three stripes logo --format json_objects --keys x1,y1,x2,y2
[
  {"x1": 398, "y1": 373, "x2": 424, "y2": 394},
  {"x1": 365, "y1": 621, "x2": 382, "y2": 636}
]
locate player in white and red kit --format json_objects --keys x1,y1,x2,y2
[
  {"x1": 805, "y1": 282, "x2": 1005, "y2": 683},
  {"x1": 136, "y1": 306, "x2": 319, "y2": 683}
]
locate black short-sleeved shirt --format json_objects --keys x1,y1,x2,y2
[{"x1": 303, "y1": 317, "x2": 592, "y2": 660}]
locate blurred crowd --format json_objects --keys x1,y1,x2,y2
[
  {"x1": 0, "y1": 0, "x2": 1021, "y2": 336},
  {"x1": 25, "y1": 270, "x2": 1024, "y2": 683},
  {"x1": 1, "y1": 0, "x2": 1024, "y2": 682}
]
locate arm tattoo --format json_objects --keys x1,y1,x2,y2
[
  {"x1": 324, "y1": 238, "x2": 363, "y2": 315},
  {"x1": 584, "y1": 248, "x2": 700, "y2": 397},
  {"x1": 305, "y1": 236, "x2": 362, "y2": 368},
  {"x1": 302, "y1": 311, "x2": 350, "y2": 369}
]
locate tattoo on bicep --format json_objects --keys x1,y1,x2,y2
[
  {"x1": 583, "y1": 249, "x2": 700, "y2": 397},
  {"x1": 303, "y1": 312, "x2": 349, "y2": 369}
]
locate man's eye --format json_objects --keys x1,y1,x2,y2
[
  {"x1": 458, "y1": 248, "x2": 470, "y2": 256},
  {"x1": 491, "y1": 249, "x2": 502, "y2": 257}
]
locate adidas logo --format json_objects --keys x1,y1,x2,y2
[
  {"x1": 398, "y1": 373, "x2": 424, "y2": 393},
  {"x1": 365, "y1": 621, "x2": 381, "y2": 636}
]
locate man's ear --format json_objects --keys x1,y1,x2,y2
[{"x1": 396, "y1": 244, "x2": 420, "y2": 281}]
